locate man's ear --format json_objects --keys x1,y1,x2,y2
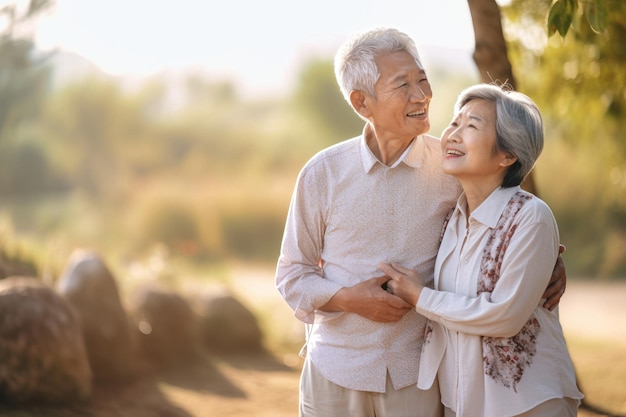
[{"x1": 350, "y1": 90, "x2": 371, "y2": 118}]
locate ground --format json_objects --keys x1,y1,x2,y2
[{"x1": 0, "y1": 272, "x2": 624, "y2": 417}]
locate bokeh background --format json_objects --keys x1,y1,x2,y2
[
  {"x1": 0, "y1": 0, "x2": 625, "y2": 415},
  {"x1": 2, "y1": 0, "x2": 625, "y2": 281}
]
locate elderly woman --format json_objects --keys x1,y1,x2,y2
[{"x1": 380, "y1": 84, "x2": 583, "y2": 417}]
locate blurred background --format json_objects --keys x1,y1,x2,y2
[
  {"x1": 1, "y1": 0, "x2": 625, "y2": 415},
  {"x1": 1, "y1": 0, "x2": 623, "y2": 281}
]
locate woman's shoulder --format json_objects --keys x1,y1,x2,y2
[
  {"x1": 515, "y1": 190, "x2": 556, "y2": 224},
  {"x1": 516, "y1": 189, "x2": 551, "y2": 210}
]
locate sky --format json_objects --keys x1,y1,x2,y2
[{"x1": 28, "y1": 0, "x2": 479, "y2": 97}]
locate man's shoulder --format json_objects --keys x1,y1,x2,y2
[
  {"x1": 417, "y1": 134, "x2": 444, "y2": 152},
  {"x1": 318, "y1": 136, "x2": 360, "y2": 155},
  {"x1": 305, "y1": 136, "x2": 360, "y2": 166},
  {"x1": 420, "y1": 133, "x2": 442, "y2": 142}
]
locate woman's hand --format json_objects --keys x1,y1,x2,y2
[
  {"x1": 320, "y1": 276, "x2": 413, "y2": 322},
  {"x1": 377, "y1": 262, "x2": 424, "y2": 307}
]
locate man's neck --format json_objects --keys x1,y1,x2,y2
[{"x1": 365, "y1": 124, "x2": 416, "y2": 166}]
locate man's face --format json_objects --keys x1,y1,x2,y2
[{"x1": 365, "y1": 51, "x2": 433, "y2": 142}]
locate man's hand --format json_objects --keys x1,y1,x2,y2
[
  {"x1": 543, "y1": 244, "x2": 567, "y2": 311},
  {"x1": 319, "y1": 276, "x2": 413, "y2": 322}
]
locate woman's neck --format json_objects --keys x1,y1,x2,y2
[{"x1": 460, "y1": 177, "x2": 503, "y2": 214}]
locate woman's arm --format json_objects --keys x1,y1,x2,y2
[{"x1": 382, "y1": 201, "x2": 559, "y2": 338}]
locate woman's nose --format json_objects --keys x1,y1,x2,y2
[{"x1": 444, "y1": 127, "x2": 461, "y2": 142}]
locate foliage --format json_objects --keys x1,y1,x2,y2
[
  {"x1": 0, "y1": 216, "x2": 42, "y2": 279},
  {"x1": 0, "y1": 1, "x2": 58, "y2": 199},
  {"x1": 133, "y1": 199, "x2": 202, "y2": 258},
  {"x1": 0, "y1": 0, "x2": 54, "y2": 140},
  {"x1": 293, "y1": 58, "x2": 363, "y2": 143},
  {"x1": 507, "y1": 0, "x2": 626, "y2": 125},
  {"x1": 548, "y1": 0, "x2": 607, "y2": 37},
  {"x1": 220, "y1": 200, "x2": 288, "y2": 261},
  {"x1": 41, "y1": 77, "x2": 164, "y2": 199},
  {"x1": 504, "y1": 0, "x2": 626, "y2": 277},
  {"x1": 3, "y1": 67, "x2": 309, "y2": 270}
]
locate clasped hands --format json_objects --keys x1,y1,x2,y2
[
  {"x1": 378, "y1": 262, "x2": 424, "y2": 307},
  {"x1": 319, "y1": 263, "x2": 423, "y2": 323},
  {"x1": 323, "y1": 252, "x2": 566, "y2": 323}
]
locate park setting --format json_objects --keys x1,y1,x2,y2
[{"x1": 0, "y1": 0, "x2": 624, "y2": 416}]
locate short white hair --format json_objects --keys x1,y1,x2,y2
[{"x1": 334, "y1": 28, "x2": 424, "y2": 104}]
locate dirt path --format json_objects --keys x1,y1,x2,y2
[{"x1": 558, "y1": 280, "x2": 626, "y2": 343}]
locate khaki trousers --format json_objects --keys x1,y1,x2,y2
[{"x1": 299, "y1": 356, "x2": 443, "y2": 417}]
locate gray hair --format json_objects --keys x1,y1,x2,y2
[
  {"x1": 334, "y1": 28, "x2": 424, "y2": 104},
  {"x1": 454, "y1": 84, "x2": 544, "y2": 187}
]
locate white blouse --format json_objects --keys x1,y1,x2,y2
[{"x1": 416, "y1": 186, "x2": 583, "y2": 417}]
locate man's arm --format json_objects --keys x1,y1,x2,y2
[
  {"x1": 319, "y1": 276, "x2": 412, "y2": 323},
  {"x1": 542, "y1": 244, "x2": 567, "y2": 311}
]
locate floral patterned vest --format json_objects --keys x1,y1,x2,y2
[{"x1": 478, "y1": 191, "x2": 539, "y2": 393}]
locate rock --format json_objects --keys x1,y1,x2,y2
[
  {"x1": 0, "y1": 276, "x2": 92, "y2": 404},
  {"x1": 194, "y1": 292, "x2": 264, "y2": 354},
  {"x1": 56, "y1": 249, "x2": 134, "y2": 384},
  {"x1": 128, "y1": 286, "x2": 200, "y2": 368}
]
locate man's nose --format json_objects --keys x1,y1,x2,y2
[{"x1": 410, "y1": 84, "x2": 428, "y2": 101}]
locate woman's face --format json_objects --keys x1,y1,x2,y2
[{"x1": 440, "y1": 98, "x2": 513, "y2": 182}]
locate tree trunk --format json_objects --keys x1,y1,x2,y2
[{"x1": 467, "y1": 0, "x2": 537, "y2": 195}]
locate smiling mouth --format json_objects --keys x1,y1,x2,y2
[
  {"x1": 407, "y1": 109, "x2": 426, "y2": 117},
  {"x1": 446, "y1": 149, "x2": 464, "y2": 156}
]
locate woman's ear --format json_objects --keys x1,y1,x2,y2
[
  {"x1": 350, "y1": 90, "x2": 371, "y2": 118},
  {"x1": 499, "y1": 153, "x2": 518, "y2": 168}
]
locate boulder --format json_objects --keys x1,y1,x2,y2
[
  {"x1": 56, "y1": 249, "x2": 134, "y2": 384},
  {"x1": 0, "y1": 276, "x2": 92, "y2": 404},
  {"x1": 194, "y1": 292, "x2": 264, "y2": 354},
  {"x1": 128, "y1": 286, "x2": 200, "y2": 368}
]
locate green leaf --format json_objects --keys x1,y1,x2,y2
[
  {"x1": 585, "y1": 0, "x2": 607, "y2": 33},
  {"x1": 547, "y1": 0, "x2": 573, "y2": 37}
]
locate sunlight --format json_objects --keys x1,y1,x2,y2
[{"x1": 32, "y1": 0, "x2": 475, "y2": 97}]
